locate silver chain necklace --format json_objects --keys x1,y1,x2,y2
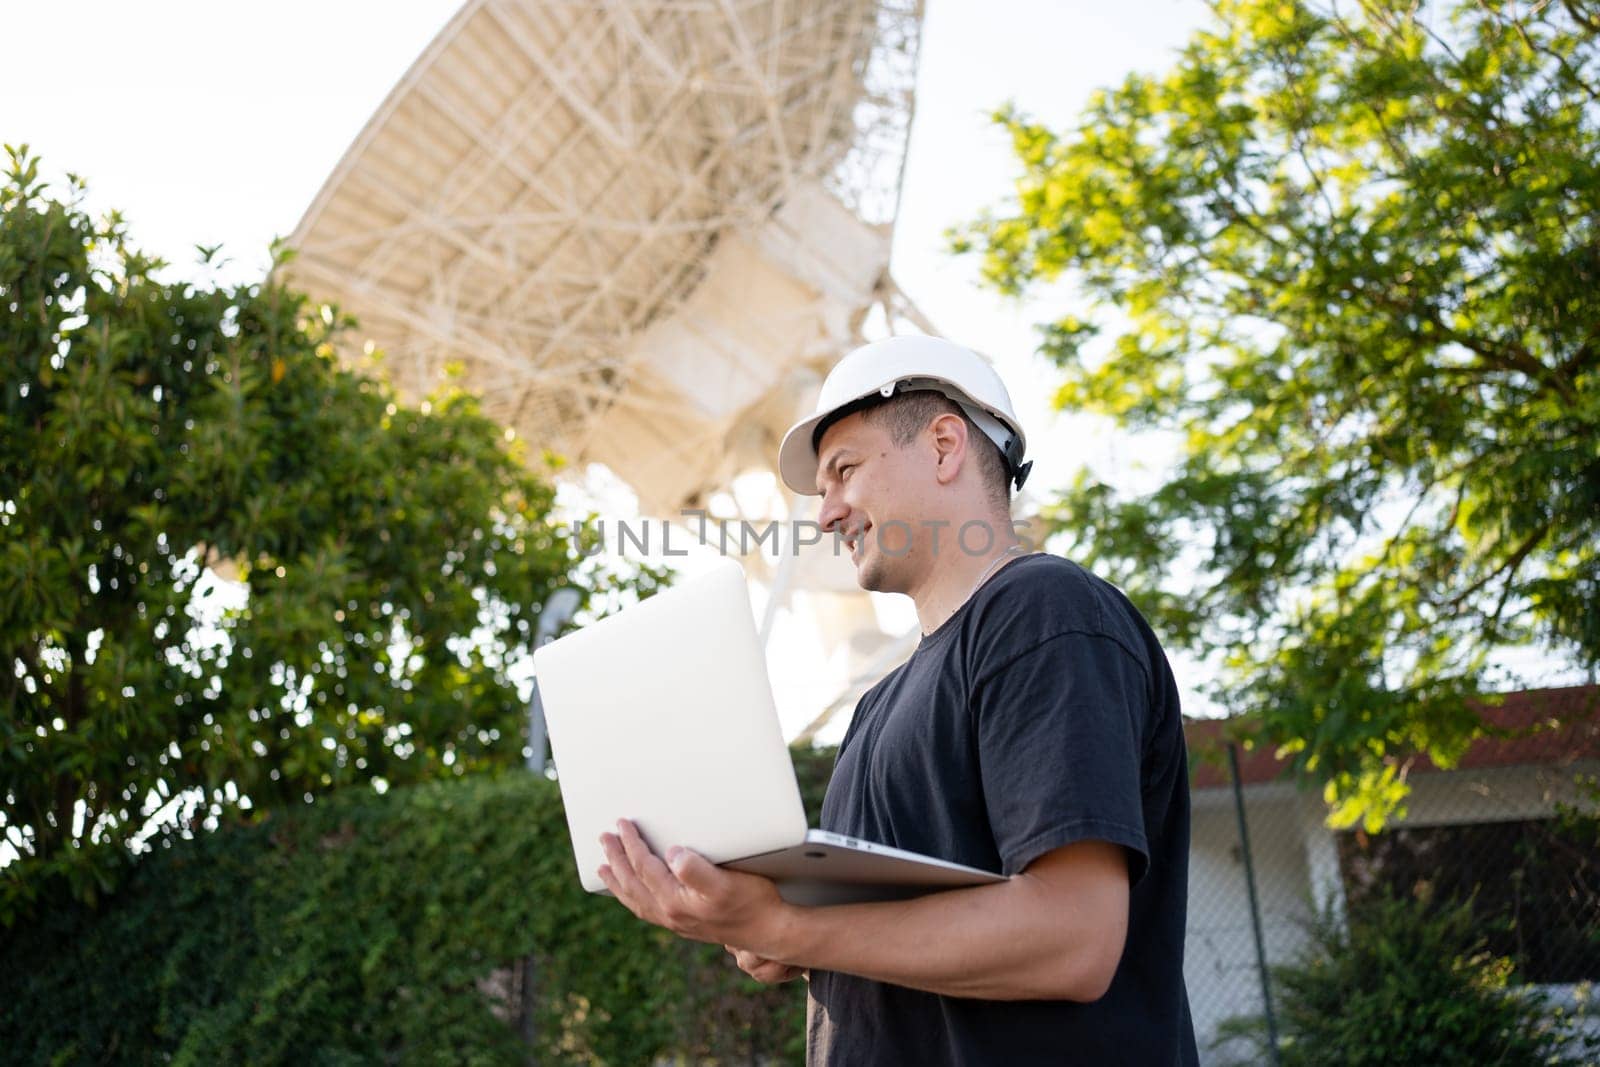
[
  {"x1": 968, "y1": 543, "x2": 1029, "y2": 601},
  {"x1": 921, "y1": 545, "x2": 1032, "y2": 636}
]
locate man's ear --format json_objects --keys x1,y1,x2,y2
[{"x1": 929, "y1": 412, "x2": 968, "y2": 487}]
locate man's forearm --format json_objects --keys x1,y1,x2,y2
[
  {"x1": 764, "y1": 850, "x2": 1125, "y2": 1002},
  {"x1": 598, "y1": 821, "x2": 1128, "y2": 1001}
]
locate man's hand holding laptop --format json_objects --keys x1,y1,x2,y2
[{"x1": 597, "y1": 817, "x2": 804, "y2": 984}]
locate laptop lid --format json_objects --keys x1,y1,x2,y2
[{"x1": 533, "y1": 558, "x2": 809, "y2": 893}]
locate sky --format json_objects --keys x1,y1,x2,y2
[{"x1": 3, "y1": 0, "x2": 1223, "y2": 738}]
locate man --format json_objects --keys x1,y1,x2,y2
[{"x1": 598, "y1": 335, "x2": 1199, "y2": 1064}]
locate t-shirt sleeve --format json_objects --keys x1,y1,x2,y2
[{"x1": 972, "y1": 631, "x2": 1151, "y2": 882}]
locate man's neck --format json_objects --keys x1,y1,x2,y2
[{"x1": 911, "y1": 527, "x2": 1025, "y2": 637}]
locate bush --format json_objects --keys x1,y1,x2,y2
[
  {"x1": 1, "y1": 747, "x2": 837, "y2": 1065},
  {"x1": 1214, "y1": 892, "x2": 1598, "y2": 1066}
]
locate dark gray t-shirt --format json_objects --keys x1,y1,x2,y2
[{"x1": 806, "y1": 553, "x2": 1198, "y2": 1066}]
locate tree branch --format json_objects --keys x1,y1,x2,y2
[
  {"x1": 1439, "y1": 323, "x2": 1580, "y2": 406},
  {"x1": 1353, "y1": 281, "x2": 1580, "y2": 405},
  {"x1": 1561, "y1": 0, "x2": 1600, "y2": 34},
  {"x1": 1448, "y1": 519, "x2": 1552, "y2": 610},
  {"x1": 1511, "y1": 1, "x2": 1600, "y2": 105}
]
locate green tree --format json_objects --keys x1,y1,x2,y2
[
  {"x1": 0, "y1": 148, "x2": 662, "y2": 920},
  {"x1": 955, "y1": 0, "x2": 1600, "y2": 827}
]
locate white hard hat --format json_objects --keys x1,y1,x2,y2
[{"x1": 778, "y1": 335, "x2": 1031, "y2": 495}]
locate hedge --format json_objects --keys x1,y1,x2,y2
[{"x1": 2, "y1": 747, "x2": 837, "y2": 1064}]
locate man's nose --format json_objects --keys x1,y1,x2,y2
[{"x1": 817, "y1": 489, "x2": 851, "y2": 535}]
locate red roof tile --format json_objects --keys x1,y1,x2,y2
[{"x1": 1184, "y1": 684, "x2": 1600, "y2": 790}]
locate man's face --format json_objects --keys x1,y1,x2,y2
[{"x1": 813, "y1": 412, "x2": 933, "y2": 594}]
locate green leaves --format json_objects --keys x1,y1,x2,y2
[
  {"x1": 0, "y1": 756, "x2": 837, "y2": 1062},
  {"x1": 956, "y1": 0, "x2": 1600, "y2": 824},
  {"x1": 1218, "y1": 891, "x2": 1598, "y2": 1064},
  {"x1": 1, "y1": 150, "x2": 656, "y2": 921}
]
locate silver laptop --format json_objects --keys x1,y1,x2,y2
[{"x1": 532, "y1": 557, "x2": 1005, "y2": 906}]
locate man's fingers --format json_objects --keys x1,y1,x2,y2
[
  {"x1": 615, "y1": 819, "x2": 683, "y2": 901},
  {"x1": 667, "y1": 846, "x2": 719, "y2": 893},
  {"x1": 600, "y1": 824, "x2": 780, "y2": 949},
  {"x1": 598, "y1": 832, "x2": 649, "y2": 906},
  {"x1": 751, "y1": 961, "x2": 801, "y2": 985},
  {"x1": 596, "y1": 863, "x2": 637, "y2": 915},
  {"x1": 728, "y1": 948, "x2": 799, "y2": 984}
]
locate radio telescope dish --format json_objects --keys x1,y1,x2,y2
[{"x1": 284, "y1": 0, "x2": 926, "y2": 517}]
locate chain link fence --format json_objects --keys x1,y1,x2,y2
[{"x1": 1182, "y1": 687, "x2": 1600, "y2": 1065}]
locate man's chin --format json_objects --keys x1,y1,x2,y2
[{"x1": 854, "y1": 552, "x2": 891, "y2": 593}]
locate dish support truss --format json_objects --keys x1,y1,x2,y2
[{"x1": 285, "y1": 0, "x2": 925, "y2": 517}]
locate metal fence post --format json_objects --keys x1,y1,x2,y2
[
  {"x1": 527, "y1": 587, "x2": 582, "y2": 773},
  {"x1": 1229, "y1": 741, "x2": 1282, "y2": 1066},
  {"x1": 520, "y1": 585, "x2": 582, "y2": 1058}
]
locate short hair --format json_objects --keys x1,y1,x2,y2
[{"x1": 860, "y1": 390, "x2": 1011, "y2": 509}]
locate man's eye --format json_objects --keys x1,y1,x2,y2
[{"x1": 840, "y1": 464, "x2": 856, "y2": 480}]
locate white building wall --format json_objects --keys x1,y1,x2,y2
[
  {"x1": 1182, "y1": 759, "x2": 1600, "y2": 1064},
  {"x1": 1185, "y1": 785, "x2": 1319, "y2": 1063}
]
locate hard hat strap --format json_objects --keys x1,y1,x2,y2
[
  {"x1": 812, "y1": 378, "x2": 1031, "y2": 491},
  {"x1": 953, "y1": 399, "x2": 1032, "y2": 492}
]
